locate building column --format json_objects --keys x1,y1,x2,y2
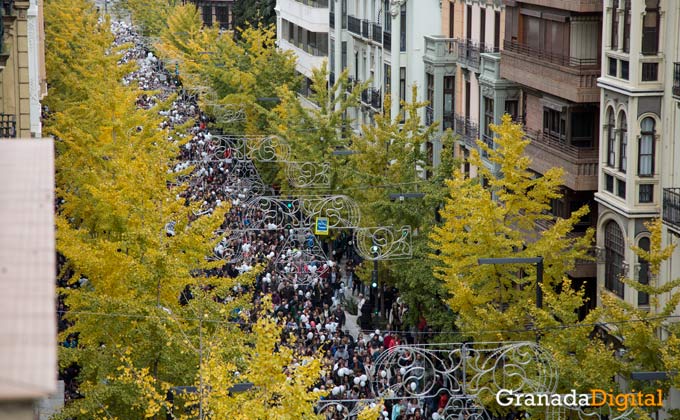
[
  {"x1": 27, "y1": 0, "x2": 41, "y2": 137},
  {"x1": 390, "y1": 5, "x2": 401, "y2": 120}
]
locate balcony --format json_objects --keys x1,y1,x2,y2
[
  {"x1": 359, "y1": 87, "x2": 381, "y2": 110},
  {"x1": 383, "y1": 31, "x2": 391, "y2": 51},
  {"x1": 371, "y1": 23, "x2": 382, "y2": 43},
  {"x1": 347, "y1": 15, "x2": 361, "y2": 35},
  {"x1": 423, "y1": 35, "x2": 458, "y2": 66},
  {"x1": 361, "y1": 19, "x2": 369, "y2": 38},
  {"x1": 0, "y1": 114, "x2": 16, "y2": 138},
  {"x1": 457, "y1": 40, "x2": 496, "y2": 72},
  {"x1": 673, "y1": 63, "x2": 680, "y2": 100},
  {"x1": 329, "y1": 11, "x2": 334, "y2": 28},
  {"x1": 454, "y1": 114, "x2": 479, "y2": 150},
  {"x1": 523, "y1": 128, "x2": 598, "y2": 191},
  {"x1": 277, "y1": 0, "x2": 329, "y2": 32},
  {"x1": 663, "y1": 188, "x2": 680, "y2": 233},
  {"x1": 514, "y1": 0, "x2": 602, "y2": 13},
  {"x1": 501, "y1": 40, "x2": 600, "y2": 103}
]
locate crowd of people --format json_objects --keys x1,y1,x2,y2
[{"x1": 57, "y1": 18, "x2": 459, "y2": 420}]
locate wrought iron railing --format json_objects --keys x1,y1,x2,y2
[
  {"x1": 457, "y1": 39, "x2": 496, "y2": 71},
  {"x1": 347, "y1": 15, "x2": 361, "y2": 35},
  {"x1": 663, "y1": 188, "x2": 680, "y2": 232},
  {"x1": 503, "y1": 40, "x2": 600, "y2": 69},
  {"x1": 361, "y1": 19, "x2": 369, "y2": 38},
  {"x1": 383, "y1": 31, "x2": 391, "y2": 51},
  {"x1": 371, "y1": 23, "x2": 382, "y2": 43},
  {"x1": 369, "y1": 87, "x2": 381, "y2": 109},
  {"x1": 673, "y1": 62, "x2": 680, "y2": 99},
  {"x1": 454, "y1": 114, "x2": 479, "y2": 150},
  {"x1": 0, "y1": 113, "x2": 16, "y2": 138}
]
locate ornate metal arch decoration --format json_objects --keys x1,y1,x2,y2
[{"x1": 353, "y1": 226, "x2": 412, "y2": 260}]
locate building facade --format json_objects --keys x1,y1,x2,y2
[
  {"x1": 191, "y1": 0, "x2": 235, "y2": 30},
  {"x1": 275, "y1": 0, "x2": 329, "y2": 100},
  {"x1": 327, "y1": 0, "x2": 440, "y2": 129},
  {"x1": 0, "y1": 0, "x2": 47, "y2": 138}
]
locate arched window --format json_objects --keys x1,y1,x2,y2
[
  {"x1": 607, "y1": 109, "x2": 616, "y2": 166},
  {"x1": 642, "y1": 0, "x2": 660, "y2": 54},
  {"x1": 638, "y1": 237, "x2": 650, "y2": 305},
  {"x1": 639, "y1": 117, "x2": 655, "y2": 176},
  {"x1": 605, "y1": 221, "x2": 625, "y2": 298},
  {"x1": 610, "y1": 0, "x2": 619, "y2": 50},
  {"x1": 618, "y1": 111, "x2": 627, "y2": 172}
]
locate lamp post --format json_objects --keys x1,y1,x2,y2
[{"x1": 477, "y1": 257, "x2": 544, "y2": 309}]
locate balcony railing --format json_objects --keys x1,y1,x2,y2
[
  {"x1": 503, "y1": 40, "x2": 599, "y2": 69},
  {"x1": 288, "y1": 39, "x2": 327, "y2": 56},
  {"x1": 383, "y1": 31, "x2": 391, "y2": 51},
  {"x1": 294, "y1": 0, "x2": 328, "y2": 6},
  {"x1": 663, "y1": 188, "x2": 680, "y2": 232},
  {"x1": 457, "y1": 39, "x2": 497, "y2": 71},
  {"x1": 0, "y1": 113, "x2": 16, "y2": 138},
  {"x1": 523, "y1": 127, "x2": 598, "y2": 161},
  {"x1": 369, "y1": 87, "x2": 381, "y2": 109},
  {"x1": 425, "y1": 106, "x2": 434, "y2": 126},
  {"x1": 424, "y1": 36, "x2": 458, "y2": 63},
  {"x1": 329, "y1": 11, "x2": 335, "y2": 28},
  {"x1": 361, "y1": 19, "x2": 369, "y2": 38},
  {"x1": 371, "y1": 23, "x2": 382, "y2": 43},
  {"x1": 673, "y1": 62, "x2": 680, "y2": 99},
  {"x1": 454, "y1": 114, "x2": 479, "y2": 150},
  {"x1": 347, "y1": 15, "x2": 361, "y2": 35}
]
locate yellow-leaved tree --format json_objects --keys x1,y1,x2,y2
[{"x1": 429, "y1": 115, "x2": 622, "y2": 413}]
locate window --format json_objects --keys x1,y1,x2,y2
[
  {"x1": 642, "y1": 0, "x2": 660, "y2": 54},
  {"x1": 639, "y1": 117, "x2": 655, "y2": 176},
  {"x1": 504, "y1": 100, "x2": 518, "y2": 121},
  {"x1": 618, "y1": 111, "x2": 627, "y2": 172},
  {"x1": 608, "y1": 58, "x2": 618, "y2": 77},
  {"x1": 341, "y1": 41, "x2": 347, "y2": 70},
  {"x1": 216, "y1": 6, "x2": 230, "y2": 29},
  {"x1": 494, "y1": 11, "x2": 501, "y2": 51},
  {"x1": 607, "y1": 109, "x2": 616, "y2": 166},
  {"x1": 642, "y1": 63, "x2": 658, "y2": 81},
  {"x1": 384, "y1": 0, "x2": 391, "y2": 32},
  {"x1": 443, "y1": 76, "x2": 455, "y2": 130},
  {"x1": 605, "y1": 221, "x2": 625, "y2": 298},
  {"x1": 465, "y1": 80, "x2": 471, "y2": 117},
  {"x1": 426, "y1": 73, "x2": 434, "y2": 109},
  {"x1": 571, "y1": 111, "x2": 594, "y2": 147},
  {"x1": 399, "y1": 67, "x2": 406, "y2": 120},
  {"x1": 639, "y1": 184, "x2": 653, "y2": 203},
  {"x1": 610, "y1": 0, "x2": 619, "y2": 50},
  {"x1": 543, "y1": 108, "x2": 566, "y2": 141},
  {"x1": 466, "y1": 5, "x2": 472, "y2": 40},
  {"x1": 384, "y1": 64, "x2": 391, "y2": 93},
  {"x1": 623, "y1": 0, "x2": 631, "y2": 53},
  {"x1": 448, "y1": 1, "x2": 455, "y2": 38},
  {"x1": 621, "y1": 60, "x2": 629, "y2": 80},
  {"x1": 638, "y1": 237, "x2": 650, "y2": 305},
  {"x1": 617, "y1": 179, "x2": 626, "y2": 198},
  {"x1": 605, "y1": 174, "x2": 614, "y2": 192},
  {"x1": 342, "y1": 0, "x2": 347, "y2": 29},
  {"x1": 202, "y1": 5, "x2": 213, "y2": 27},
  {"x1": 484, "y1": 98, "x2": 494, "y2": 129},
  {"x1": 399, "y1": 5, "x2": 406, "y2": 51},
  {"x1": 480, "y1": 8, "x2": 486, "y2": 46}
]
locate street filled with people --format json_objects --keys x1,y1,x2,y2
[{"x1": 57, "y1": 18, "x2": 454, "y2": 420}]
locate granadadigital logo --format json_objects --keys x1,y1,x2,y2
[{"x1": 496, "y1": 389, "x2": 664, "y2": 412}]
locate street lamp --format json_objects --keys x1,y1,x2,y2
[{"x1": 477, "y1": 257, "x2": 544, "y2": 309}]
